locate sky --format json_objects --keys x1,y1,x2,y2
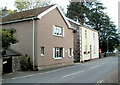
[{"x1": 0, "y1": 0, "x2": 119, "y2": 30}]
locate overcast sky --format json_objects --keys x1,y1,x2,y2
[{"x1": 0, "y1": 0, "x2": 119, "y2": 29}]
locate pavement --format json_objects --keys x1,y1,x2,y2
[{"x1": 1, "y1": 56, "x2": 119, "y2": 84}]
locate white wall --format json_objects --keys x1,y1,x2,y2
[{"x1": 80, "y1": 26, "x2": 99, "y2": 62}]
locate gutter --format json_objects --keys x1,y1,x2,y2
[{"x1": 1, "y1": 17, "x2": 38, "y2": 25}]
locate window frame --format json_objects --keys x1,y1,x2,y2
[
  {"x1": 53, "y1": 25, "x2": 64, "y2": 37},
  {"x1": 53, "y1": 47, "x2": 64, "y2": 59},
  {"x1": 40, "y1": 47, "x2": 44, "y2": 56},
  {"x1": 68, "y1": 48, "x2": 73, "y2": 57},
  {"x1": 85, "y1": 30, "x2": 87, "y2": 38}
]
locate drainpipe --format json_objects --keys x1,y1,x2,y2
[
  {"x1": 81, "y1": 28, "x2": 84, "y2": 63},
  {"x1": 32, "y1": 18, "x2": 35, "y2": 70}
]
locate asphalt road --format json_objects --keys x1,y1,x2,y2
[{"x1": 2, "y1": 56, "x2": 119, "y2": 84}]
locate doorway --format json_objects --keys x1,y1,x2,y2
[{"x1": 90, "y1": 45, "x2": 92, "y2": 60}]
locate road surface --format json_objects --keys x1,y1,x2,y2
[{"x1": 2, "y1": 56, "x2": 119, "y2": 84}]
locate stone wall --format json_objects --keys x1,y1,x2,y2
[{"x1": 12, "y1": 56, "x2": 21, "y2": 72}]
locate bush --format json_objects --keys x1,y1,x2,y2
[{"x1": 20, "y1": 54, "x2": 32, "y2": 71}]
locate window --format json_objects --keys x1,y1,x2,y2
[
  {"x1": 53, "y1": 47, "x2": 64, "y2": 59},
  {"x1": 93, "y1": 33, "x2": 95, "y2": 40},
  {"x1": 41, "y1": 47, "x2": 44, "y2": 56},
  {"x1": 85, "y1": 45, "x2": 87, "y2": 51},
  {"x1": 68, "y1": 48, "x2": 73, "y2": 57},
  {"x1": 53, "y1": 25, "x2": 63, "y2": 36},
  {"x1": 85, "y1": 30, "x2": 87, "y2": 38},
  {"x1": 94, "y1": 45, "x2": 96, "y2": 54},
  {"x1": 93, "y1": 33, "x2": 96, "y2": 54}
]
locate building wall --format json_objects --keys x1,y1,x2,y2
[
  {"x1": 80, "y1": 26, "x2": 99, "y2": 62},
  {"x1": 67, "y1": 20, "x2": 80, "y2": 62},
  {"x1": 2, "y1": 8, "x2": 74, "y2": 70},
  {"x1": 2, "y1": 20, "x2": 38, "y2": 65},
  {"x1": 12, "y1": 56, "x2": 21, "y2": 72},
  {"x1": 36, "y1": 8, "x2": 74, "y2": 70}
]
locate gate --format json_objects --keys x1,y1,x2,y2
[{"x1": 3, "y1": 57, "x2": 12, "y2": 74}]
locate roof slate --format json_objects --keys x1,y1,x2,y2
[{"x1": 2, "y1": 5, "x2": 55, "y2": 22}]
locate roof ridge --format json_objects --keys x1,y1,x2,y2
[
  {"x1": 2, "y1": 4, "x2": 56, "y2": 22},
  {"x1": 13, "y1": 4, "x2": 55, "y2": 14}
]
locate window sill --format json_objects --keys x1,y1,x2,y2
[
  {"x1": 41, "y1": 54, "x2": 44, "y2": 56},
  {"x1": 53, "y1": 34, "x2": 64, "y2": 38},
  {"x1": 68, "y1": 56, "x2": 72, "y2": 57},
  {"x1": 53, "y1": 57, "x2": 63, "y2": 59}
]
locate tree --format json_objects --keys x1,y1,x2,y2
[
  {"x1": 0, "y1": 7, "x2": 17, "y2": 17},
  {"x1": 66, "y1": 2, "x2": 90, "y2": 25},
  {"x1": 66, "y1": 0, "x2": 119, "y2": 55},
  {"x1": 83, "y1": 1, "x2": 106, "y2": 30},
  {"x1": 0, "y1": 28, "x2": 18, "y2": 55},
  {"x1": 14, "y1": 0, "x2": 51, "y2": 12}
]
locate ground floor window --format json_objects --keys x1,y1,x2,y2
[
  {"x1": 68, "y1": 48, "x2": 73, "y2": 57},
  {"x1": 53, "y1": 47, "x2": 64, "y2": 59},
  {"x1": 41, "y1": 47, "x2": 44, "y2": 56}
]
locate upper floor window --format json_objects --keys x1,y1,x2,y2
[
  {"x1": 85, "y1": 30, "x2": 87, "y2": 38},
  {"x1": 53, "y1": 25, "x2": 64, "y2": 37},
  {"x1": 93, "y1": 33, "x2": 95, "y2": 40}
]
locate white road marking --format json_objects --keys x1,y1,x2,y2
[
  {"x1": 62, "y1": 70, "x2": 84, "y2": 78},
  {"x1": 9, "y1": 65, "x2": 83, "y2": 80},
  {"x1": 96, "y1": 80, "x2": 103, "y2": 85},
  {"x1": 89, "y1": 65, "x2": 101, "y2": 69},
  {"x1": 4, "y1": 62, "x2": 101, "y2": 80}
]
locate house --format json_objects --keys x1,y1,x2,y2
[
  {"x1": 1, "y1": 4, "x2": 74, "y2": 71},
  {"x1": 67, "y1": 18, "x2": 99, "y2": 62}
]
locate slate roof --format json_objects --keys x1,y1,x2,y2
[
  {"x1": 2, "y1": 5, "x2": 55, "y2": 22},
  {"x1": 3, "y1": 49, "x2": 21, "y2": 57}
]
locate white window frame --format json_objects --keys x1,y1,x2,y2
[
  {"x1": 53, "y1": 25, "x2": 64, "y2": 37},
  {"x1": 53, "y1": 47, "x2": 64, "y2": 59},
  {"x1": 40, "y1": 47, "x2": 44, "y2": 56},
  {"x1": 85, "y1": 30, "x2": 87, "y2": 38},
  {"x1": 68, "y1": 48, "x2": 73, "y2": 57},
  {"x1": 93, "y1": 33, "x2": 96, "y2": 54}
]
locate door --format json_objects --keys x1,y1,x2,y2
[
  {"x1": 90, "y1": 45, "x2": 92, "y2": 60},
  {"x1": 3, "y1": 57, "x2": 12, "y2": 74}
]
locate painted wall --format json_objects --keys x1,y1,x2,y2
[
  {"x1": 2, "y1": 20, "x2": 38, "y2": 65},
  {"x1": 36, "y1": 8, "x2": 74, "y2": 70},
  {"x1": 3, "y1": 7, "x2": 74, "y2": 70},
  {"x1": 80, "y1": 26, "x2": 99, "y2": 62}
]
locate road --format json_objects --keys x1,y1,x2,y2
[{"x1": 2, "y1": 56, "x2": 119, "y2": 84}]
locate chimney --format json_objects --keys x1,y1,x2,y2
[{"x1": 2, "y1": 7, "x2": 8, "y2": 16}]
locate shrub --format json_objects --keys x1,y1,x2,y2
[{"x1": 20, "y1": 54, "x2": 32, "y2": 71}]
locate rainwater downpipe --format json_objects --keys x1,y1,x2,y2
[{"x1": 32, "y1": 18, "x2": 35, "y2": 70}]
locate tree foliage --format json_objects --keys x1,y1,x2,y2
[
  {"x1": 1, "y1": 28, "x2": 18, "y2": 55},
  {"x1": 66, "y1": 1, "x2": 119, "y2": 53},
  {"x1": 0, "y1": 7, "x2": 17, "y2": 17},
  {"x1": 66, "y1": 2, "x2": 90, "y2": 25},
  {"x1": 14, "y1": 0, "x2": 51, "y2": 12}
]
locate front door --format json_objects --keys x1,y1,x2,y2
[{"x1": 90, "y1": 45, "x2": 92, "y2": 60}]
